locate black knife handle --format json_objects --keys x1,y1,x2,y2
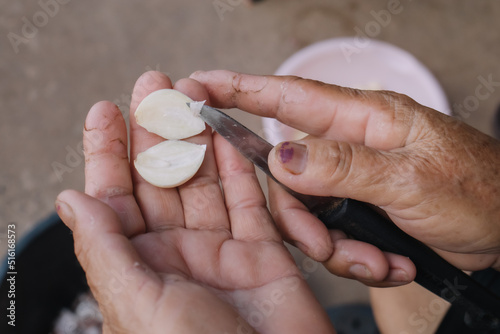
[{"x1": 314, "y1": 198, "x2": 500, "y2": 329}]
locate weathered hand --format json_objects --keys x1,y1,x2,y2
[
  {"x1": 190, "y1": 70, "x2": 500, "y2": 288},
  {"x1": 55, "y1": 71, "x2": 334, "y2": 333}
]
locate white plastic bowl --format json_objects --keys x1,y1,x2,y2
[{"x1": 263, "y1": 38, "x2": 450, "y2": 144}]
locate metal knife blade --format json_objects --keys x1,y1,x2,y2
[
  {"x1": 195, "y1": 103, "x2": 336, "y2": 210},
  {"x1": 198, "y1": 104, "x2": 274, "y2": 178}
]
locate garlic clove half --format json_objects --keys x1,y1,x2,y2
[
  {"x1": 134, "y1": 140, "x2": 206, "y2": 188},
  {"x1": 135, "y1": 89, "x2": 206, "y2": 140}
]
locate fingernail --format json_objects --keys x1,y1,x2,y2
[
  {"x1": 189, "y1": 70, "x2": 205, "y2": 79},
  {"x1": 276, "y1": 141, "x2": 308, "y2": 174},
  {"x1": 294, "y1": 241, "x2": 310, "y2": 253},
  {"x1": 387, "y1": 268, "x2": 411, "y2": 283},
  {"x1": 55, "y1": 199, "x2": 75, "y2": 228},
  {"x1": 349, "y1": 264, "x2": 373, "y2": 281}
]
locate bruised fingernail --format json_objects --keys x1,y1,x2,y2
[
  {"x1": 276, "y1": 141, "x2": 308, "y2": 174},
  {"x1": 55, "y1": 199, "x2": 75, "y2": 229},
  {"x1": 349, "y1": 264, "x2": 373, "y2": 281}
]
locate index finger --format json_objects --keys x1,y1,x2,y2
[
  {"x1": 129, "y1": 71, "x2": 185, "y2": 230},
  {"x1": 190, "y1": 70, "x2": 417, "y2": 150}
]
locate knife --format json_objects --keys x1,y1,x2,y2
[{"x1": 194, "y1": 103, "x2": 500, "y2": 329}]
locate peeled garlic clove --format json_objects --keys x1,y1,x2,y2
[
  {"x1": 134, "y1": 140, "x2": 206, "y2": 188},
  {"x1": 135, "y1": 89, "x2": 206, "y2": 139},
  {"x1": 134, "y1": 89, "x2": 208, "y2": 187}
]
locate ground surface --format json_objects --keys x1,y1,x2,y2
[{"x1": 1, "y1": 0, "x2": 499, "y2": 308}]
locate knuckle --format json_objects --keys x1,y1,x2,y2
[
  {"x1": 314, "y1": 141, "x2": 353, "y2": 186},
  {"x1": 231, "y1": 72, "x2": 244, "y2": 92},
  {"x1": 277, "y1": 76, "x2": 335, "y2": 130},
  {"x1": 91, "y1": 186, "x2": 131, "y2": 200},
  {"x1": 377, "y1": 91, "x2": 418, "y2": 128},
  {"x1": 276, "y1": 76, "x2": 303, "y2": 120},
  {"x1": 338, "y1": 86, "x2": 369, "y2": 100},
  {"x1": 73, "y1": 235, "x2": 92, "y2": 272}
]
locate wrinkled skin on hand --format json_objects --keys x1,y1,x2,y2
[
  {"x1": 55, "y1": 71, "x2": 335, "y2": 334},
  {"x1": 190, "y1": 70, "x2": 500, "y2": 286}
]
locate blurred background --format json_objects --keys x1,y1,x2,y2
[{"x1": 1, "y1": 0, "x2": 500, "y2": 311}]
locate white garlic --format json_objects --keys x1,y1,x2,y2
[
  {"x1": 135, "y1": 89, "x2": 206, "y2": 140},
  {"x1": 134, "y1": 89, "x2": 208, "y2": 188},
  {"x1": 134, "y1": 140, "x2": 206, "y2": 188}
]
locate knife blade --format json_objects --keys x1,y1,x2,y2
[
  {"x1": 197, "y1": 103, "x2": 337, "y2": 210},
  {"x1": 194, "y1": 103, "x2": 500, "y2": 327}
]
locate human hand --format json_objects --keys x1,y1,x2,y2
[
  {"x1": 190, "y1": 70, "x2": 500, "y2": 287},
  {"x1": 55, "y1": 71, "x2": 334, "y2": 333}
]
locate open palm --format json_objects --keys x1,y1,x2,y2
[{"x1": 56, "y1": 71, "x2": 334, "y2": 333}]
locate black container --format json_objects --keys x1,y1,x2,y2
[
  {"x1": 494, "y1": 103, "x2": 500, "y2": 140},
  {"x1": 0, "y1": 213, "x2": 88, "y2": 334}
]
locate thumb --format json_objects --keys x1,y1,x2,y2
[
  {"x1": 55, "y1": 190, "x2": 161, "y2": 321},
  {"x1": 268, "y1": 139, "x2": 406, "y2": 206}
]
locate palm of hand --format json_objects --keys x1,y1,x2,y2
[
  {"x1": 134, "y1": 227, "x2": 296, "y2": 290},
  {"x1": 127, "y1": 225, "x2": 301, "y2": 333},
  {"x1": 71, "y1": 72, "x2": 333, "y2": 333}
]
